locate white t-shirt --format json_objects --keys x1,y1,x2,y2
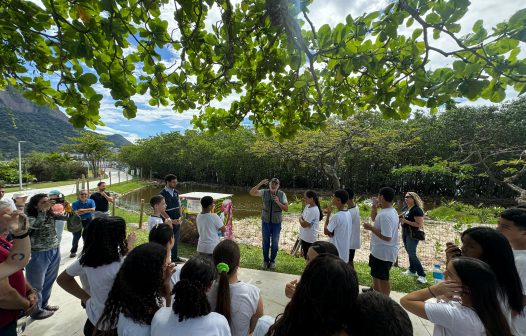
[
  {"x1": 66, "y1": 259, "x2": 122, "y2": 327},
  {"x1": 117, "y1": 313, "x2": 151, "y2": 336},
  {"x1": 207, "y1": 281, "x2": 260, "y2": 336},
  {"x1": 425, "y1": 301, "x2": 485, "y2": 336},
  {"x1": 370, "y1": 208, "x2": 399, "y2": 262},
  {"x1": 348, "y1": 206, "x2": 361, "y2": 250},
  {"x1": 327, "y1": 210, "x2": 351, "y2": 263},
  {"x1": 299, "y1": 205, "x2": 320, "y2": 243},
  {"x1": 148, "y1": 215, "x2": 164, "y2": 231},
  {"x1": 513, "y1": 250, "x2": 526, "y2": 335},
  {"x1": 151, "y1": 308, "x2": 231, "y2": 336},
  {"x1": 196, "y1": 213, "x2": 224, "y2": 254},
  {"x1": 253, "y1": 315, "x2": 275, "y2": 336}
]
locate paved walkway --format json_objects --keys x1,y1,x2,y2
[
  {"x1": 20, "y1": 234, "x2": 434, "y2": 336},
  {"x1": 3, "y1": 169, "x2": 131, "y2": 200}
]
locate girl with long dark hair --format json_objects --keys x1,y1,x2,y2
[
  {"x1": 445, "y1": 226, "x2": 523, "y2": 330},
  {"x1": 208, "y1": 240, "x2": 264, "y2": 336},
  {"x1": 57, "y1": 216, "x2": 136, "y2": 336},
  {"x1": 401, "y1": 257, "x2": 512, "y2": 336},
  {"x1": 151, "y1": 255, "x2": 230, "y2": 336},
  {"x1": 24, "y1": 193, "x2": 61, "y2": 320},
  {"x1": 96, "y1": 243, "x2": 174, "y2": 335},
  {"x1": 267, "y1": 253, "x2": 358, "y2": 336},
  {"x1": 298, "y1": 190, "x2": 322, "y2": 259}
]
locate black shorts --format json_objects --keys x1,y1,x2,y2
[
  {"x1": 369, "y1": 254, "x2": 393, "y2": 281},
  {"x1": 348, "y1": 249, "x2": 356, "y2": 263}
]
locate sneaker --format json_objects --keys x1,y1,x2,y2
[
  {"x1": 32, "y1": 310, "x2": 54, "y2": 320},
  {"x1": 69, "y1": 252, "x2": 76, "y2": 258},
  {"x1": 262, "y1": 262, "x2": 269, "y2": 270},
  {"x1": 269, "y1": 262, "x2": 276, "y2": 270},
  {"x1": 44, "y1": 305, "x2": 59, "y2": 311},
  {"x1": 401, "y1": 269, "x2": 417, "y2": 277},
  {"x1": 417, "y1": 276, "x2": 428, "y2": 284},
  {"x1": 361, "y1": 287, "x2": 374, "y2": 293}
]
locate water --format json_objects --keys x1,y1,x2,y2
[
  {"x1": 116, "y1": 183, "x2": 301, "y2": 219},
  {"x1": 432, "y1": 263, "x2": 444, "y2": 284}
]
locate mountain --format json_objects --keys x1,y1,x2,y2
[{"x1": 0, "y1": 88, "x2": 131, "y2": 159}]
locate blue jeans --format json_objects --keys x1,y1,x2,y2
[
  {"x1": 402, "y1": 229, "x2": 425, "y2": 277},
  {"x1": 170, "y1": 223, "x2": 180, "y2": 260},
  {"x1": 25, "y1": 248, "x2": 60, "y2": 317},
  {"x1": 262, "y1": 222, "x2": 281, "y2": 263}
]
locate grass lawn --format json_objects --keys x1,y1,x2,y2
[
  {"x1": 4, "y1": 177, "x2": 103, "y2": 192},
  {"x1": 127, "y1": 224, "x2": 430, "y2": 294}
]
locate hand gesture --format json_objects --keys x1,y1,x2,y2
[
  {"x1": 163, "y1": 262, "x2": 176, "y2": 283},
  {"x1": 0, "y1": 210, "x2": 29, "y2": 236},
  {"x1": 272, "y1": 194, "x2": 280, "y2": 203},
  {"x1": 285, "y1": 279, "x2": 298, "y2": 299},
  {"x1": 433, "y1": 280, "x2": 464, "y2": 301},
  {"x1": 260, "y1": 179, "x2": 269, "y2": 186},
  {"x1": 25, "y1": 291, "x2": 38, "y2": 316},
  {"x1": 362, "y1": 222, "x2": 373, "y2": 231},
  {"x1": 371, "y1": 196, "x2": 379, "y2": 207},
  {"x1": 445, "y1": 242, "x2": 462, "y2": 263},
  {"x1": 126, "y1": 232, "x2": 137, "y2": 247},
  {"x1": 164, "y1": 218, "x2": 173, "y2": 226}
]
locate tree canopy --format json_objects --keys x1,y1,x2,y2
[{"x1": 1, "y1": 0, "x2": 525, "y2": 136}]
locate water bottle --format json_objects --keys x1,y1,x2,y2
[{"x1": 432, "y1": 263, "x2": 444, "y2": 283}]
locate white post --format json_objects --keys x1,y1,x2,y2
[{"x1": 18, "y1": 141, "x2": 26, "y2": 191}]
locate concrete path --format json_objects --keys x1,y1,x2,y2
[
  {"x1": 20, "y1": 235, "x2": 434, "y2": 336},
  {"x1": 3, "y1": 168, "x2": 132, "y2": 200}
]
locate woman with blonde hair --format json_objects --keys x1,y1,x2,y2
[{"x1": 400, "y1": 192, "x2": 427, "y2": 284}]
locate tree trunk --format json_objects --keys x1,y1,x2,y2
[{"x1": 322, "y1": 162, "x2": 340, "y2": 190}]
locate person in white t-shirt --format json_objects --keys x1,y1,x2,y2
[
  {"x1": 197, "y1": 196, "x2": 226, "y2": 258},
  {"x1": 324, "y1": 189, "x2": 351, "y2": 263},
  {"x1": 344, "y1": 188, "x2": 360, "y2": 268},
  {"x1": 57, "y1": 216, "x2": 136, "y2": 336},
  {"x1": 94, "y1": 243, "x2": 175, "y2": 336},
  {"x1": 363, "y1": 187, "x2": 399, "y2": 296},
  {"x1": 148, "y1": 195, "x2": 173, "y2": 232},
  {"x1": 208, "y1": 239, "x2": 264, "y2": 336},
  {"x1": 151, "y1": 255, "x2": 231, "y2": 336},
  {"x1": 497, "y1": 207, "x2": 526, "y2": 335},
  {"x1": 298, "y1": 190, "x2": 322, "y2": 259},
  {"x1": 401, "y1": 257, "x2": 513, "y2": 336}
]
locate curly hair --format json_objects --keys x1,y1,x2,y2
[
  {"x1": 172, "y1": 255, "x2": 215, "y2": 322},
  {"x1": 267, "y1": 254, "x2": 358, "y2": 336},
  {"x1": 405, "y1": 191, "x2": 424, "y2": 210},
  {"x1": 96, "y1": 243, "x2": 167, "y2": 332},
  {"x1": 212, "y1": 239, "x2": 241, "y2": 324},
  {"x1": 80, "y1": 216, "x2": 128, "y2": 268},
  {"x1": 25, "y1": 193, "x2": 53, "y2": 218}
]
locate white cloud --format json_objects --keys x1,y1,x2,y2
[{"x1": 95, "y1": 125, "x2": 141, "y2": 143}]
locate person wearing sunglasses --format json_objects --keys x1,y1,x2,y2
[
  {"x1": 400, "y1": 192, "x2": 427, "y2": 284},
  {"x1": 70, "y1": 190, "x2": 96, "y2": 258}
]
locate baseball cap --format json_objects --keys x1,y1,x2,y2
[
  {"x1": 12, "y1": 192, "x2": 28, "y2": 199},
  {"x1": 270, "y1": 178, "x2": 280, "y2": 184},
  {"x1": 48, "y1": 190, "x2": 61, "y2": 196}
]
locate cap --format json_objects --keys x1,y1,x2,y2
[
  {"x1": 12, "y1": 192, "x2": 28, "y2": 199},
  {"x1": 48, "y1": 190, "x2": 61, "y2": 196},
  {"x1": 270, "y1": 178, "x2": 280, "y2": 184}
]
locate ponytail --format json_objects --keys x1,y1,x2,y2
[
  {"x1": 306, "y1": 190, "x2": 323, "y2": 221},
  {"x1": 215, "y1": 262, "x2": 232, "y2": 324},
  {"x1": 213, "y1": 240, "x2": 241, "y2": 325}
]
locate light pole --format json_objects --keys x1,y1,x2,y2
[{"x1": 18, "y1": 141, "x2": 26, "y2": 191}]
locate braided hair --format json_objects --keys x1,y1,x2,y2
[{"x1": 172, "y1": 255, "x2": 216, "y2": 322}]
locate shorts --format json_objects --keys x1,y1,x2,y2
[{"x1": 369, "y1": 254, "x2": 393, "y2": 281}]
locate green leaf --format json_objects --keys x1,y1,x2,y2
[
  {"x1": 412, "y1": 28, "x2": 423, "y2": 40},
  {"x1": 425, "y1": 13, "x2": 441, "y2": 25},
  {"x1": 78, "y1": 73, "x2": 97, "y2": 86},
  {"x1": 472, "y1": 19, "x2": 484, "y2": 33},
  {"x1": 509, "y1": 8, "x2": 526, "y2": 27},
  {"x1": 294, "y1": 81, "x2": 306, "y2": 88}
]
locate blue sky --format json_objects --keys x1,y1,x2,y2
[{"x1": 35, "y1": 0, "x2": 524, "y2": 142}]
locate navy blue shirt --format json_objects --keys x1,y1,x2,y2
[{"x1": 160, "y1": 187, "x2": 180, "y2": 220}]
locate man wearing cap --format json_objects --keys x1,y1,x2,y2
[
  {"x1": 11, "y1": 192, "x2": 28, "y2": 211},
  {"x1": 0, "y1": 185, "x2": 16, "y2": 211},
  {"x1": 250, "y1": 178, "x2": 289, "y2": 270},
  {"x1": 70, "y1": 190, "x2": 96, "y2": 258}
]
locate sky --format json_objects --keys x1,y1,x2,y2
[{"x1": 44, "y1": 1, "x2": 526, "y2": 142}]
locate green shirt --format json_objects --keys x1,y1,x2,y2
[{"x1": 29, "y1": 212, "x2": 59, "y2": 252}]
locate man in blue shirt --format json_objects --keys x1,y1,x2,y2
[
  {"x1": 70, "y1": 190, "x2": 96, "y2": 258},
  {"x1": 160, "y1": 174, "x2": 182, "y2": 262}
]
